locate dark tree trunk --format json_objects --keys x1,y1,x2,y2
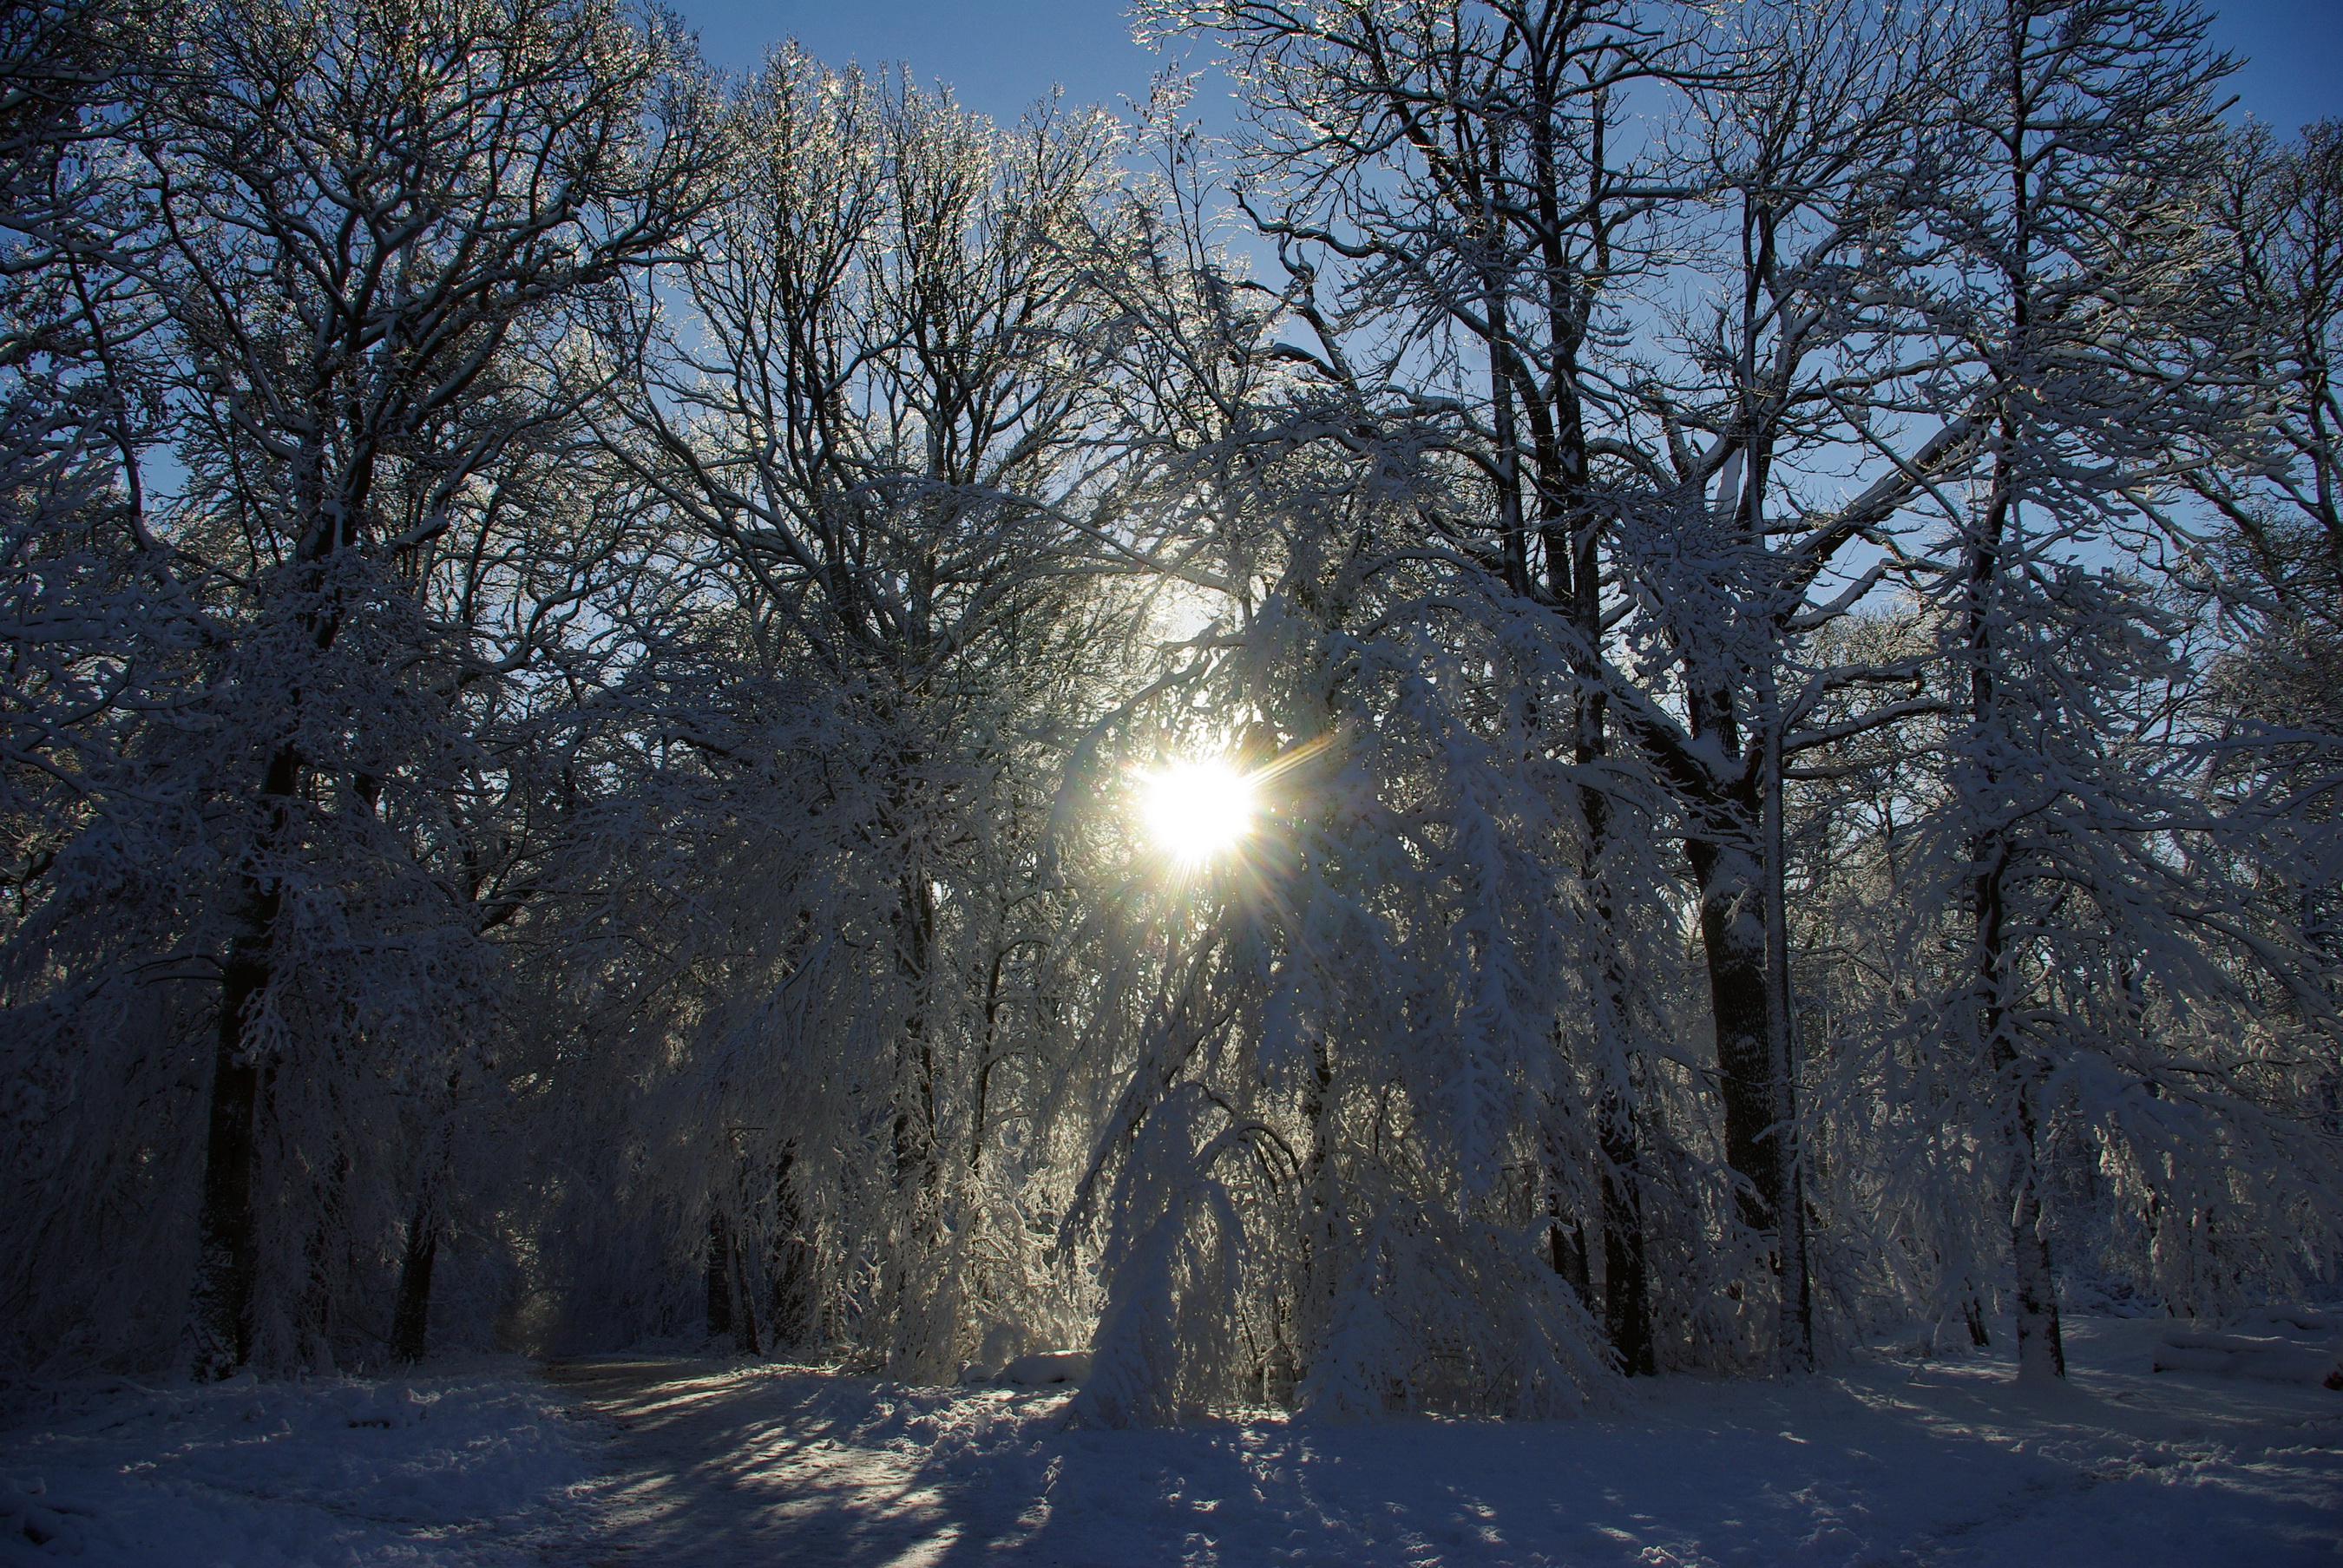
[
  {"x1": 1684, "y1": 833, "x2": 1782, "y2": 1237},
  {"x1": 733, "y1": 1267, "x2": 762, "y2": 1357},
  {"x1": 1546, "y1": 1195, "x2": 1592, "y2": 1306},
  {"x1": 1974, "y1": 738, "x2": 2063, "y2": 1383},
  {"x1": 2005, "y1": 1075, "x2": 2065, "y2": 1381},
  {"x1": 706, "y1": 1209, "x2": 733, "y2": 1343},
  {"x1": 891, "y1": 876, "x2": 937, "y2": 1192},
  {"x1": 390, "y1": 1196, "x2": 438, "y2": 1363},
  {"x1": 705, "y1": 1205, "x2": 762, "y2": 1355},
  {"x1": 1297, "y1": 1034, "x2": 1337, "y2": 1368},
  {"x1": 1759, "y1": 716, "x2": 1815, "y2": 1373},
  {"x1": 770, "y1": 1149, "x2": 817, "y2": 1348},
  {"x1": 188, "y1": 743, "x2": 299, "y2": 1381},
  {"x1": 189, "y1": 1026, "x2": 260, "y2": 1381},
  {"x1": 1599, "y1": 1090, "x2": 1655, "y2": 1376},
  {"x1": 728, "y1": 1171, "x2": 763, "y2": 1359},
  {"x1": 299, "y1": 1150, "x2": 352, "y2": 1370},
  {"x1": 1964, "y1": 1294, "x2": 1992, "y2": 1348},
  {"x1": 1680, "y1": 738, "x2": 1815, "y2": 1372},
  {"x1": 883, "y1": 873, "x2": 938, "y2": 1372},
  {"x1": 1578, "y1": 745, "x2": 1652, "y2": 1376}
]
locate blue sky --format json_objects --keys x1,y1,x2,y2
[
  {"x1": 673, "y1": 1, "x2": 1176, "y2": 123},
  {"x1": 673, "y1": 0, "x2": 2341, "y2": 136}
]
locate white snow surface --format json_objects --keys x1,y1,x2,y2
[
  {"x1": 9, "y1": 1320, "x2": 2340, "y2": 1566},
  {"x1": 0, "y1": 1358, "x2": 595, "y2": 1566},
  {"x1": 538, "y1": 1317, "x2": 2340, "y2": 1566}
]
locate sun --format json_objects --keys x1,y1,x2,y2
[{"x1": 1139, "y1": 758, "x2": 1257, "y2": 863}]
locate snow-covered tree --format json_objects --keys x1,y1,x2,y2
[
  {"x1": 552, "y1": 48, "x2": 1158, "y2": 1375},
  {"x1": 0, "y1": 0, "x2": 719, "y2": 1379},
  {"x1": 1857, "y1": 0, "x2": 2342, "y2": 1381},
  {"x1": 4, "y1": 0, "x2": 2338, "y2": 1407}
]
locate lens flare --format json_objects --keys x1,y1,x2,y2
[{"x1": 1139, "y1": 758, "x2": 1256, "y2": 863}]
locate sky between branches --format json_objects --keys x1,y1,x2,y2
[{"x1": 673, "y1": 0, "x2": 2340, "y2": 137}]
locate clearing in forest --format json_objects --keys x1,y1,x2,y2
[{"x1": 3, "y1": 1318, "x2": 2338, "y2": 1566}]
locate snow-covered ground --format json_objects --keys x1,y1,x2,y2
[
  {"x1": 0, "y1": 1360, "x2": 596, "y2": 1566},
  {"x1": 8, "y1": 1318, "x2": 2339, "y2": 1566}
]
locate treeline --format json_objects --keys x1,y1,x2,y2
[{"x1": 2, "y1": 0, "x2": 2337, "y2": 1419}]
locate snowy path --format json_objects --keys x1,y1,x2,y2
[
  {"x1": 535, "y1": 1358, "x2": 1011, "y2": 1566},
  {"x1": 537, "y1": 1320, "x2": 2343, "y2": 1568}
]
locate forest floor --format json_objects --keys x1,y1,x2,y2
[{"x1": 3, "y1": 1317, "x2": 2339, "y2": 1567}]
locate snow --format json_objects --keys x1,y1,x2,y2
[
  {"x1": 2151, "y1": 1311, "x2": 2343, "y2": 1388},
  {"x1": 995, "y1": 1352, "x2": 1094, "y2": 1387},
  {"x1": 0, "y1": 1360, "x2": 595, "y2": 1566},
  {"x1": 538, "y1": 1317, "x2": 2343, "y2": 1566},
  {"x1": 9, "y1": 1322, "x2": 2337, "y2": 1567}
]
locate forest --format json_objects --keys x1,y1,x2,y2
[{"x1": 2, "y1": 0, "x2": 2339, "y2": 1427}]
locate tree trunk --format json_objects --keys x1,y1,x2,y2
[
  {"x1": 189, "y1": 1025, "x2": 260, "y2": 1381},
  {"x1": 1977, "y1": 776, "x2": 2065, "y2": 1385},
  {"x1": 2007, "y1": 1094, "x2": 2065, "y2": 1382},
  {"x1": 884, "y1": 873, "x2": 938, "y2": 1372},
  {"x1": 1578, "y1": 751, "x2": 1651, "y2": 1375},
  {"x1": 1684, "y1": 831, "x2": 1782, "y2": 1237},
  {"x1": 771, "y1": 1149, "x2": 817, "y2": 1348},
  {"x1": 733, "y1": 1262, "x2": 762, "y2": 1357},
  {"x1": 187, "y1": 743, "x2": 299, "y2": 1381},
  {"x1": 390, "y1": 1196, "x2": 438, "y2": 1363},
  {"x1": 1598, "y1": 1088, "x2": 1655, "y2": 1377},
  {"x1": 706, "y1": 1209, "x2": 733, "y2": 1343},
  {"x1": 1547, "y1": 1195, "x2": 1592, "y2": 1306},
  {"x1": 1683, "y1": 770, "x2": 1814, "y2": 1372},
  {"x1": 1759, "y1": 697, "x2": 1815, "y2": 1372},
  {"x1": 1973, "y1": 679, "x2": 2063, "y2": 1385},
  {"x1": 299, "y1": 1150, "x2": 352, "y2": 1372},
  {"x1": 891, "y1": 876, "x2": 937, "y2": 1192},
  {"x1": 1292, "y1": 1034, "x2": 1339, "y2": 1396}
]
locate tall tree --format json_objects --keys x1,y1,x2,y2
[
  {"x1": 1150, "y1": 0, "x2": 1706, "y2": 1377},
  {"x1": 597, "y1": 49, "x2": 1146, "y2": 1374},
  {"x1": 1890, "y1": 0, "x2": 2337, "y2": 1381},
  {"x1": 1603, "y1": 0, "x2": 1979, "y2": 1368},
  {"x1": 122, "y1": 0, "x2": 717, "y2": 1378}
]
